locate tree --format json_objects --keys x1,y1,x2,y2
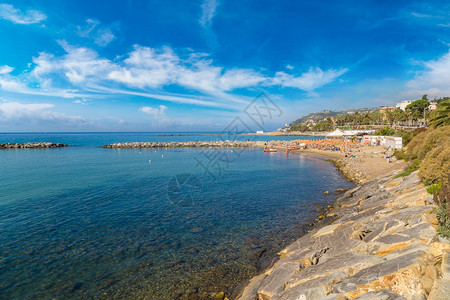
[
  {"x1": 375, "y1": 126, "x2": 395, "y2": 136},
  {"x1": 429, "y1": 99, "x2": 450, "y2": 128}
]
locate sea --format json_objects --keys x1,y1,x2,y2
[{"x1": 0, "y1": 132, "x2": 354, "y2": 299}]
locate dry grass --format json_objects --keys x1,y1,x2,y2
[{"x1": 405, "y1": 125, "x2": 450, "y2": 185}]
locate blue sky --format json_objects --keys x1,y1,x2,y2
[{"x1": 0, "y1": 0, "x2": 449, "y2": 132}]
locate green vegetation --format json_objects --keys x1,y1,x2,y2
[
  {"x1": 427, "y1": 183, "x2": 442, "y2": 195},
  {"x1": 374, "y1": 126, "x2": 395, "y2": 136},
  {"x1": 435, "y1": 177, "x2": 450, "y2": 238},
  {"x1": 289, "y1": 95, "x2": 450, "y2": 133},
  {"x1": 429, "y1": 99, "x2": 450, "y2": 128},
  {"x1": 394, "y1": 159, "x2": 421, "y2": 178},
  {"x1": 395, "y1": 104, "x2": 449, "y2": 238}
]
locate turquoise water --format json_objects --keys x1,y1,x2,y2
[{"x1": 0, "y1": 133, "x2": 351, "y2": 299}]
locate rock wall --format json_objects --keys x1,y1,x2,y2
[
  {"x1": 333, "y1": 159, "x2": 369, "y2": 185},
  {"x1": 101, "y1": 141, "x2": 253, "y2": 148},
  {"x1": 0, "y1": 142, "x2": 68, "y2": 149},
  {"x1": 237, "y1": 171, "x2": 450, "y2": 300}
]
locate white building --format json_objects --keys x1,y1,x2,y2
[
  {"x1": 384, "y1": 136, "x2": 403, "y2": 149},
  {"x1": 429, "y1": 101, "x2": 438, "y2": 111},
  {"x1": 395, "y1": 100, "x2": 413, "y2": 111},
  {"x1": 362, "y1": 136, "x2": 403, "y2": 149}
]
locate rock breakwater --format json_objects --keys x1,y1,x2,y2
[
  {"x1": 0, "y1": 142, "x2": 68, "y2": 149},
  {"x1": 238, "y1": 171, "x2": 450, "y2": 300},
  {"x1": 101, "y1": 141, "x2": 254, "y2": 148}
]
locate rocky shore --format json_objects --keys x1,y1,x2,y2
[
  {"x1": 0, "y1": 142, "x2": 68, "y2": 149},
  {"x1": 101, "y1": 141, "x2": 254, "y2": 148},
  {"x1": 237, "y1": 170, "x2": 450, "y2": 300}
]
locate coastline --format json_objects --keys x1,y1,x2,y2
[{"x1": 236, "y1": 150, "x2": 450, "y2": 300}]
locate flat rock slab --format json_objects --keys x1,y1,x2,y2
[
  {"x1": 428, "y1": 278, "x2": 450, "y2": 300},
  {"x1": 332, "y1": 251, "x2": 424, "y2": 293},
  {"x1": 353, "y1": 289, "x2": 406, "y2": 300},
  {"x1": 286, "y1": 253, "x2": 380, "y2": 289},
  {"x1": 258, "y1": 262, "x2": 300, "y2": 300},
  {"x1": 312, "y1": 224, "x2": 342, "y2": 238},
  {"x1": 273, "y1": 285, "x2": 327, "y2": 300}
]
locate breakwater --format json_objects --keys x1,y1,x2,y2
[
  {"x1": 0, "y1": 142, "x2": 68, "y2": 149},
  {"x1": 238, "y1": 171, "x2": 450, "y2": 300},
  {"x1": 101, "y1": 140, "x2": 254, "y2": 148}
]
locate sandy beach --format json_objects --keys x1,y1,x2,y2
[{"x1": 259, "y1": 141, "x2": 408, "y2": 184}]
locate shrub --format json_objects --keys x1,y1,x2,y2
[
  {"x1": 427, "y1": 183, "x2": 442, "y2": 195},
  {"x1": 374, "y1": 126, "x2": 395, "y2": 136},
  {"x1": 394, "y1": 159, "x2": 421, "y2": 178},
  {"x1": 393, "y1": 149, "x2": 408, "y2": 160},
  {"x1": 419, "y1": 141, "x2": 450, "y2": 185},
  {"x1": 435, "y1": 174, "x2": 450, "y2": 238}
]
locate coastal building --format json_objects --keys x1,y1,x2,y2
[
  {"x1": 428, "y1": 101, "x2": 438, "y2": 111},
  {"x1": 395, "y1": 100, "x2": 413, "y2": 111},
  {"x1": 384, "y1": 136, "x2": 403, "y2": 149},
  {"x1": 362, "y1": 135, "x2": 402, "y2": 149},
  {"x1": 256, "y1": 130, "x2": 264, "y2": 134},
  {"x1": 379, "y1": 106, "x2": 395, "y2": 114}
]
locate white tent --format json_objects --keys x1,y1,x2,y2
[{"x1": 327, "y1": 129, "x2": 345, "y2": 137}]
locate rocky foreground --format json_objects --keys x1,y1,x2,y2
[
  {"x1": 101, "y1": 141, "x2": 254, "y2": 148},
  {"x1": 238, "y1": 171, "x2": 450, "y2": 300},
  {"x1": 0, "y1": 142, "x2": 68, "y2": 149}
]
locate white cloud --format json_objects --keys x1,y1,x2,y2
[
  {"x1": 76, "y1": 19, "x2": 116, "y2": 47},
  {"x1": 0, "y1": 65, "x2": 14, "y2": 74},
  {"x1": 139, "y1": 105, "x2": 168, "y2": 118},
  {"x1": 406, "y1": 50, "x2": 450, "y2": 97},
  {"x1": 286, "y1": 64, "x2": 294, "y2": 70},
  {"x1": 0, "y1": 102, "x2": 53, "y2": 118},
  {"x1": 0, "y1": 4, "x2": 46, "y2": 24},
  {"x1": 94, "y1": 28, "x2": 115, "y2": 47},
  {"x1": 108, "y1": 45, "x2": 266, "y2": 96},
  {"x1": 73, "y1": 98, "x2": 90, "y2": 105},
  {"x1": 272, "y1": 67, "x2": 348, "y2": 91},
  {"x1": 32, "y1": 40, "x2": 115, "y2": 85},
  {"x1": 199, "y1": 0, "x2": 219, "y2": 27},
  {"x1": 0, "y1": 101, "x2": 83, "y2": 125},
  {"x1": 3, "y1": 42, "x2": 347, "y2": 110},
  {"x1": 108, "y1": 45, "x2": 177, "y2": 88}
]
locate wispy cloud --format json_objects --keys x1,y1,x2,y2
[
  {"x1": 2, "y1": 42, "x2": 347, "y2": 110},
  {"x1": 0, "y1": 65, "x2": 14, "y2": 74},
  {"x1": 139, "y1": 105, "x2": 168, "y2": 118},
  {"x1": 272, "y1": 67, "x2": 348, "y2": 91},
  {"x1": 199, "y1": 0, "x2": 219, "y2": 27},
  {"x1": 76, "y1": 19, "x2": 116, "y2": 47},
  {"x1": 0, "y1": 4, "x2": 46, "y2": 24},
  {"x1": 405, "y1": 50, "x2": 450, "y2": 97},
  {"x1": 72, "y1": 98, "x2": 90, "y2": 105},
  {"x1": 0, "y1": 101, "x2": 83, "y2": 125},
  {"x1": 285, "y1": 65, "x2": 294, "y2": 70}
]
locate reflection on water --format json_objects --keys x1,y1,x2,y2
[{"x1": 0, "y1": 134, "x2": 351, "y2": 299}]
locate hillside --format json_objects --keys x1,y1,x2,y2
[{"x1": 290, "y1": 107, "x2": 382, "y2": 125}]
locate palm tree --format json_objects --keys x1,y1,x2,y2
[{"x1": 429, "y1": 100, "x2": 450, "y2": 128}]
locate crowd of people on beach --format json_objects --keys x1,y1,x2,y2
[
  {"x1": 264, "y1": 138, "x2": 359, "y2": 151},
  {"x1": 262, "y1": 138, "x2": 395, "y2": 164}
]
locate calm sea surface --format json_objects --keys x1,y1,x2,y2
[{"x1": 0, "y1": 133, "x2": 353, "y2": 299}]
